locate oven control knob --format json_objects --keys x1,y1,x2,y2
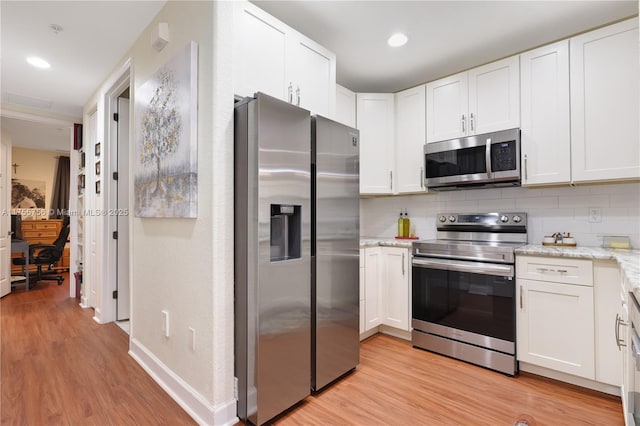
[
  {"x1": 500, "y1": 215, "x2": 509, "y2": 223},
  {"x1": 439, "y1": 215, "x2": 447, "y2": 223},
  {"x1": 448, "y1": 216, "x2": 456, "y2": 223},
  {"x1": 512, "y1": 215, "x2": 522, "y2": 223}
]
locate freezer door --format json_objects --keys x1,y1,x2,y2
[
  {"x1": 256, "y1": 93, "x2": 311, "y2": 425},
  {"x1": 312, "y1": 115, "x2": 360, "y2": 391}
]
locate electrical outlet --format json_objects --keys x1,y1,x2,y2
[
  {"x1": 188, "y1": 327, "x2": 196, "y2": 351},
  {"x1": 234, "y1": 377, "x2": 239, "y2": 400},
  {"x1": 589, "y1": 207, "x2": 602, "y2": 223},
  {"x1": 161, "y1": 310, "x2": 170, "y2": 338}
]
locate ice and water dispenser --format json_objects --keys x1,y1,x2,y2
[{"x1": 270, "y1": 204, "x2": 301, "y2": 262}]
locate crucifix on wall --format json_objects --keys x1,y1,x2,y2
[{"x1": 12, "y1": 162, "x2": 19, "y2": 174}]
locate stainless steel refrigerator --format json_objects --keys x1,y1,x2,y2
[
  {"x1": 311, "y1": 116, "x2": 359, "y2": 391},
  {"x1": 235, "y1": 93, "x2": 311, "y2": 426},
  {"x1": 235, "y1": 93, "x2": 359, "y2": 425}
]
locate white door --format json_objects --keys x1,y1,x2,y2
[
  {"x1": 517, "y1": 278, "x2": 595, "y2": 379},
  {"x1": 364, "y1": 247, "x2": 382, "y2": 331},
  {"x1": 116, "y1": 97, "x2": 130, "y2": 321},
  {"x1": 395, "y1": 85, "x2": 426, "y2": 193},
  {"x1": 233, "y1": 1, "x2": 287, "y2": 100},
  {"x1": 382, "y1": 247, "x2": 409, "y2": 331},
  {"x1": 0, "y1": 137, "x2": 10, "y2": 297},
  {"x1": 570, "y1": 18, "x2": 639, "y2": 183},
  {"x1": 357, "y1": 93, "x2": 395, "y2": 194},
  {"x1": 426, "y1": 71, "x2": 468, "y2": 143},
  {"x1": 287, "y1": 34, "x2": 335, "y2": 117},
  {"x1": 520, "y1": 40, "x2": 571, "y2": 186},
  {"x1": 87, "y1": 110, "x2": 98, "y2": 308},
  {"x1": 468, "y1": 56, "x2": 520, "y2": 135}
]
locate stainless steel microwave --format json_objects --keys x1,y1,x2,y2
[{"x1": 424, "y1": 128, "x2": 521, "y2": 191}]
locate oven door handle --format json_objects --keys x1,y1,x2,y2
[{"x1": 412, "y1": 257, "x2": 514, "y2": 277}]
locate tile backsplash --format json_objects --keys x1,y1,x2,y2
[{"x1": 360, "y1": 182, "x2": 640, "y2": 248}]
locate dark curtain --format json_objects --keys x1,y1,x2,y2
[{"x1": 49, "y1": 156, "x2": 70, "y2": 218}]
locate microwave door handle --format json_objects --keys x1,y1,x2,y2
[{"x1": 485, "y1": 138, "x2": 492, "y2": 178}]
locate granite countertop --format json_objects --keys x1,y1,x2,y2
[
  {"x1": 360, "y1": 238, "x2": 415, "y2": 249},
  {"x1": 516, "y1": 244, "x2": 640, "y2": 300}
]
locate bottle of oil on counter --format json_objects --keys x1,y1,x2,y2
[
  {"x1": 397, "y1": 211, "x2": 404, "y2": 237},
  {"x1": 403, "y1": 209, "x2": 410, "y2": 237}
]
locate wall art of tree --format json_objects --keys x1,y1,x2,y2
[{"x1": 140, "y1": 71, "x2": 182, "y2": 195}]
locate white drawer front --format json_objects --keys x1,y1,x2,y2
[{"x1": 516, "y1": 255, "x2": 593, "y2": 286}]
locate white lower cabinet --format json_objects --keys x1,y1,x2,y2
[
  {"x1": 381, "y1": 247, "x2": 410, "y2": 331},
  {"x1": 363, "y1": 247, "x2": 383, "y2": 331},
  {"x1": 517, "y1": 278, "x2": 595, "y2": 379},
  {"x1": 516, "y1": 255, "x2": 595, "y2": 379},
  {"x1": 361, "y1": 246, "x2": 411, "y2": 336},
  {"x1": 594, "y1": 261, "x2": 622, "y2": 386}
]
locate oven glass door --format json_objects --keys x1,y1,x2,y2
[{"x1": 412, "y1": 258, "x2": 515, "y2": 343}]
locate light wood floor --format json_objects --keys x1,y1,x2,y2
[
  {"x1": 273, "y1": 333, "x2": 624, "y2": 425},
  {"x1": 2, "y1": 276, "x2": 624, "y2": 425},
  {"x1": 1, "y1": 274, "x2": 196, "y2": 425}
]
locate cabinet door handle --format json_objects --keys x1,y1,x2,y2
[
  {"x1": 389, "y1": 171, "x2": 393, "y2": 191},
  {"x1": 296, "y1": 86, "x2": 300, "y2": 106},
  {"x1": 536, "y1": 267, "x2": 549, "y2": 272},
  {"x1": 402, "y1": 252, "x2": 405, "y2": 276},
  {"x1": 461, "y1": 114, "x2": 466, "y2": 134},
  {"x1": 556, "y1": 269, "x2": 568, "y2": 273},
  {"x1": 470, "y1": 113, "x2": 475, "y2": 132},
  {"x1": 524, "y1": 154, "x2": 528, "y2": 181},
  {"x1": 288, "y1": 82, "x2": 293, "y2": 103},
  {"x1": 420, "y1": 167, "x2": 424, "y2": 189},
  {"x1": 519, "y1": 285, "x2": 523, "y2": 309},
  {"x1": 616, "y1": 313, "x2": 628, "y2": 349}
]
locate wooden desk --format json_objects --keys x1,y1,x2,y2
[{"x1": 11, "y1": 239, "x2": 30, "y2": 291}]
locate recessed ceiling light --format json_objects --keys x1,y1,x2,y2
[
  {"x1": 26, "y1": 56, "x2": 51, "y2": 69},
  {"x1": 387, "y1": 33, "x2": 408, "y2": 47}
]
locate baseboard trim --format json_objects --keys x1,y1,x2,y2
[
  {"x1": 129, "y1": 338, "x2": 238, "y2": 426},
  {"x1": 519, "y1": 362, "x2": 621, "y2": 396}
]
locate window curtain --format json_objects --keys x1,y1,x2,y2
[{"x1": 49, "y1": 156, "x2": 70, "y2": 218}]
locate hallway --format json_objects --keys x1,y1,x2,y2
[{"x1": 0, "y1": 275, "x2": 194, "y2": 425}]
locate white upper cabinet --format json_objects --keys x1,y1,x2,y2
[
  {"x1": 426, "y1": 56, "x2": 520, "y2": 143},
  {"x1": 233, "y1": 2, "x2": 287, "y2": 101},
  {"x1": 468, "y1": 56, "x2": 520, "y2": 135},
  {"x1": 520, "y1": 40, "x2": 571, "y2": 186},
  {"x1": 570, "y1": 18, "x2": 639, "y2": 183},
  {"x1": 426, "y1": 72, "x2": 468, "y2": 143},
  {"x1": 357, "y1": 93, "x2": 395, "y2": 194},
  {"x1": 233, "y1": 1, "x2": 336, "y2": 117},
  {"x1": 395, "y1": 85, "x2": 427, "y2": 193},
  {"x1": 335, "y1": 84, "x2": 357, "y2": 128}
]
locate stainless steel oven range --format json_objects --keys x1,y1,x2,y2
[{"x1": 411, "y1": 212, "x2": 528, "y2": 376}]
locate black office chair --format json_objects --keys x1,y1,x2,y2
[{"x1": 13, "y1": 217, "x2": 70, "y2": 286}]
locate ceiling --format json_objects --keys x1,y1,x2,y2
[
  {"x1": 1, "y1": 116, "x2": 71, "y2": 153},
  {"x1": 1, "y1": 1, "x2": 637, "y2": 152},
  {"x1": 0, "y1": 0, "x2": 165, "y2": 152},
  {"x1": 254, "y1": 0, "x2": 639, "y2": 93}
]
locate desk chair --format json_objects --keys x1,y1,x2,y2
[{"x1": 13, "y1": 218, "x2": 70, "y2": 286}]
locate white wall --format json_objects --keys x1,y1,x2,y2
[
  {"x1": 361, "y1": 182, "x2": 640, "y2": 248},
  {"x1": 82, "y1": 2, "x2": 236, "y2": 425}
]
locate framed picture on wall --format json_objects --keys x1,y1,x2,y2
[
  {"x1": 95, "y1": 161, "x2": 101, "y2": 176},
  {"x1": 79, "y1": 174, "x2": 85, "y2": 189},
  {"x1": 95, "y1": 142, "x2": 101, "y2": 156},
  {"x1": 95, "y1": 180, "x2": 101, "y2": 194},
  {"x1": 134, "y1": 41, "x2": 198, "y2": 218},
  {"x1": 81, "y1": 152, "x2": 85, "y2": 169}
]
